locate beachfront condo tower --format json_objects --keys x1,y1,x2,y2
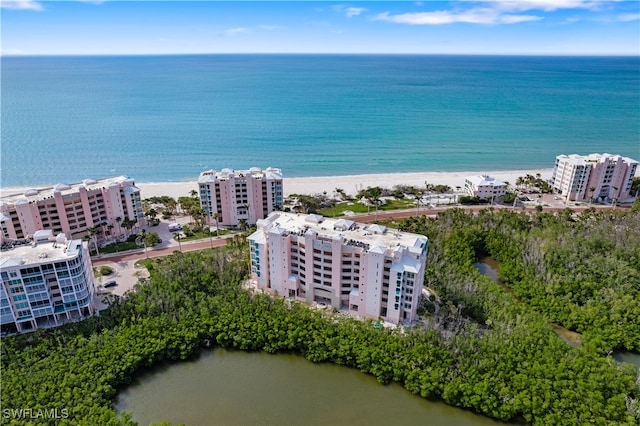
[
  {"x1": 248, "y1": 212, "x2": 428, "y2": 324},
  {"x1": 0, "y1": 231, "x2": 96, "y2": 334},
  {"x1": 0, "y1": 176, "x2": 143, "y2": 244},
  {"x1": 551, "y1": 153, "x2": 638, "y2": 203},
  {"x1": 197, "y1": 167, "x2": 283, "y2": 228}
]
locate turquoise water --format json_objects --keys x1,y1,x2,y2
[{"x1": 2, "y1": 55, "x2": 638, "y2": 187}]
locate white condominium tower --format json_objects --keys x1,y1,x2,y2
[
  {"x1": 0, "y1": 176, "x2": 143, "y2": 243},
  {"x1": 464, "y1": 175, "x2": 507, "y2": 200},
  {"x1": 198, "y1": 167, "x2": 283, "y2": 228},
  {"x1": 0, "y1": 231, "x2": 96, "y2": 333},
  {"x1": 248, "y1": 212, "x2": 428, "y2": 324},
  {"x1": 551, "y1": 153, "x2": 638, "y2": 202}
]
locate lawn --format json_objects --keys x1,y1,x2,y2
[
  {"x1": 318, "y1": 198, "x2": 417, "y2": 217},
  {"x1": 180, "y1": 229, "x2": 231, "y2": 242},
  {"x1": 99, "y1": 241, "x2": 140, "y2": 254}
]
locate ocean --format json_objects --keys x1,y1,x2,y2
[{"x1": 1, "y1": 55, "x2": 638, "y2": 187}]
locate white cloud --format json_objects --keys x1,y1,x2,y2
[
  {"x1": 485, "y1": 0, "x2": 608, "y2": 12},
  {"x1": 374, "y1": 8, "x2": 541, "y2": 25},
  {"x1": 258, "y1": 25, "x2": 282, "y2": 31},
  {"x1": 1, "y1": 0, "x2": 43, "y2": 11},
  {"x1": 225, "y1": 27, "x2": 249, "y2": 36},
  {"x1": 612, "y1": 13, "x2": 640, "y2": 22},
  {"x1": 0, "y1": 48, "x2": 27, "y2": 55},
  {"x1": 331, "y1": 5, "x2": 366, "y2": 18},
  {"x1": 499, "y1": 14, "x2": 543, "y2": 24},
  {"x1": 345, "y1": 7, "x2": 366, "y2": 18},
  {"x1": 74, "y1": 0, "x2": 107, "y2": 4},
  {"x1": 372, "y1": 0, "x2": 619, "y2": 26}
]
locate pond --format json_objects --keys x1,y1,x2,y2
[
  {"x1": 474, "y1": 255, "x2": 499, "y2": 283},
  {"x1": 115, "y1": 349, "x2": 507, "y2": 425},
  {"x1": 614, "y1": 351, "x2": 640, "y2": 370},
  {"x1": 474, "y1": 256, "x2": 582, "y2": 347}
]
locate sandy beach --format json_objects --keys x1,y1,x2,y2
[
  {"x1": 133, "y1": 169, "x2": 555, "y2": 200},
  {"x1": 0, "y1": 169, "x2": 555, "y2": 201}
]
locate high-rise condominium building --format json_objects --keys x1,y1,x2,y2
[
  {"x1": 248, "y1": 212, "x2": 428, "y2": 324},
  {"x1": 0, "y1": 176, "x2": 143, "y2": 243},
  {"x1": 1, "y1": 231, "x2": 96, "y2": 333},
  {"x1": 198, "y1": 167, "x2": 283, "y2": 228},
  {"x1": 551, "y1": 153, "x2": 638, "y2": 202}
]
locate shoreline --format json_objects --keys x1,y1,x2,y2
[{"x1": 1, "y1": 169, "x2": 555, "y2": 201}]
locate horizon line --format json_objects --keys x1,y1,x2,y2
[{"x1": 2, "y1": 52, "x2": 639, "y2": 57}]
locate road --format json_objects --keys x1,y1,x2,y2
[
  {"x1": 92, "y1": 236, "x2": 230, "y2": 267},
  {"x1": 93, "y1": 203, "x2": 615, "y2": 266}
]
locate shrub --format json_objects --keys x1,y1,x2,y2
[{"x1": 99, "y1": 266, "x2": 114, "y2": 276}]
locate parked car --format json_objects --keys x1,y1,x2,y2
[
  {"x1": 168, "y1": 223, "x2": 182, "y2": 232},
  {"x1": 103, "y1": 280, "x2": 117, "y2": 288}
]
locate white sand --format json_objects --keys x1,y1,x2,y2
[{"x1": 135, "y1": 169, "x2": 554, "y2": 200}]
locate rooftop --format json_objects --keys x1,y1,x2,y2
[
  {"x1": 0, "y1": 234, "x2": 83, "y2": 269},
  {"x1": 466, "y1": 175, "x2": 506, "y2": 187},
  {"x1": 198, "y1": 167, "x2": 283, "y2": 184},
  {"x1": 556, "y1": 153, "x2": 639, "y2": 165},
  {"x1": 253, "y1": 212, "x2": 427, "y2": 255},
  {"x1": 1, "y1": 175, "x2": 138, "y2": 205}
]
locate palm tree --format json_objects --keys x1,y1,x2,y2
[
  {"x1": 188, "y1": 206, "x2": 202, "y2": 227},
  {"x1": 365, "y1": 187, "x2": 382, "y2": 222},
  {"x1": 115, "y1": 216, "x2": 122, "y2": 237},
  {"x1": 146, "y1": 208, "x2": 159, "y2": 224},
  {"x1": 212, "y1": 212, "x2": 221, "y2": 238},
  {"x1": 242, "y1": 203, "x2": 251, "y2": 223},
  {"x1": 87, "y1": 226, "x2": 100, "y2": 255},
  {"x1": 122, "y1": 219, "x2": 136, "y2": 238},
  {"x1": 190, "y1": 189, "x2": 198, "y2": 199},
  {"x1": 173, "y1": 232, "x2": 182, "y2": 252},
  {"x1": 136, "y1": 230, "x2": 149, "y2": 259},
  {"x1": 106, "y1": 224, "x2": 114, "y2": 240},
  {"x1": 238, "y1": 218, "x2": 249, "y2": 232},
  {"x1": 414, "y1": 188, "x2": 423, "y2": 216},
  {"x1": 166, "y1": 198, "x2": 177, "y2": 216},
  {"x1": 588, "y1": 187, "x2": 596, "y2": 206}
]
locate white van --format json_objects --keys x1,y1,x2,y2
[{"x1": 168, "y1": 223, "x2": 182, "y2": 232}]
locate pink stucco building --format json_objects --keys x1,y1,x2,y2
[
  {"x1": 197, "y1": 167, "x2": 283, "y2": 228},
  {"x1": 551, "y1": 153, "x2": 638, "y2": 203},
  {"x1": 248, "y1": 212, "x2": 428, "y2": 324},
  {"x1": 1, "y1": 176, "x2": 143, "y2": 243}
]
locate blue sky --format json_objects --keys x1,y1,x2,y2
[{"x1": 1, "y1": 1, "x2": 639, "y2": 55}]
